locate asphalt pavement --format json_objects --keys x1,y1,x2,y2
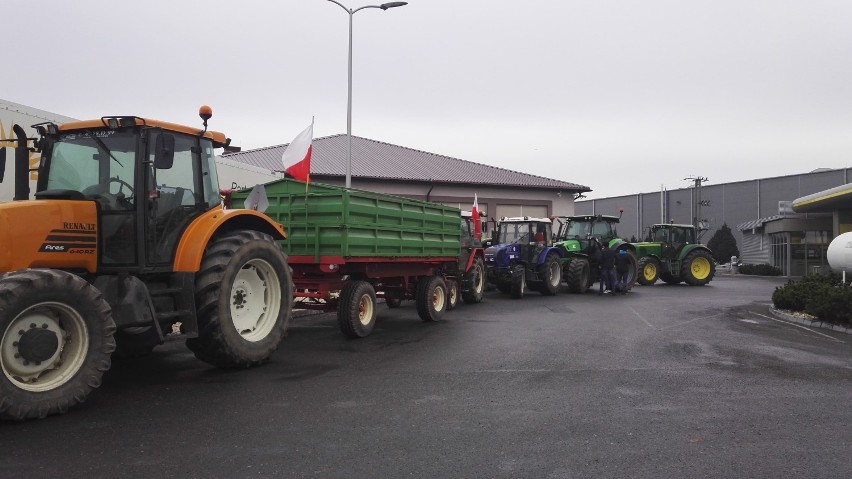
[{"x1": 2, "y1": 275, "x2": 851, "y2": 479}]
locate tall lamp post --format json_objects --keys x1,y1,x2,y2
[{"x1": 325, "y1": 0, "x2": 408, "y2": 189}]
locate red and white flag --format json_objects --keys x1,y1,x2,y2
[
  {"x1": 282, "y1": 121, "x2": 313, "y2": 183},
  {"x1": 472, "y1": 193, "x2": 481, "y2": 240}
]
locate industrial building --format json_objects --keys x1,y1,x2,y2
[{"x1": 575, "y1": 169, "x2": 852, "y2": 276}]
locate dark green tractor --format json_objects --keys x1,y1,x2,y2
[
  {"x1": 553, "y1": 214, "x2": 637, "y2": 293},
  {"x1": 632, "y1": 224, "x2": 715, "y2": 286}
]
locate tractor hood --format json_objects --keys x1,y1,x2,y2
[{"x1": 0, "y1": 200, "x2": 99, "y2": 273}]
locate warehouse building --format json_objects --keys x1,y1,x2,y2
[
  {"x1": 575, "y1": 169, "x2": 851, "y2": 276},
  {"x1": 220, "y1": 134, "x2": 590, "y2": 219}
]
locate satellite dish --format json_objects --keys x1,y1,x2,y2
[
  {"x1": 244, "y1": 184, "x2": 269, "y2": 214},
  {"x1": 828, "y1": 232, "x2": 852, "y2": 272}
]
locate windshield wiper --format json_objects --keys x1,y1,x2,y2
[{"x1": 91, "y1": 136, "x2": 124, "y2": 168}]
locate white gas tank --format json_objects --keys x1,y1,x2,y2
[{"x1": 827, "y1": 231, "x2": 852, "y2": 271}]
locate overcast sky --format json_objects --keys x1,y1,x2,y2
[{"x1": 5, "y1": 0, "x2": 852, "y2": 198}]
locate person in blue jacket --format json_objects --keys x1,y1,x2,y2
[{"x1": 598, "y1": 242, "x2": 617, "y2": 295}]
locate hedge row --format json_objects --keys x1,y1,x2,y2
[
  {"x1": 772, "y1": 273, "x2": 852, "y2": 327},
  {"x1": 739, "y1": 264, "x2": 782, "y2": 276}
]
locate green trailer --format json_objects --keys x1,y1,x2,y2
[{"x1": 231, "y1": 179, "x2": 486, "y2": 337}]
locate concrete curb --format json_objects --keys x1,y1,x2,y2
[{"x1": 768, "y1": 306, "x2": 852, "y2": 336}]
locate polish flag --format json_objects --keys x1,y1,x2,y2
[
  {"x1": 282, "y1": 121, "x2": 313, "y2": 183},
  {"x1": 472, "y1": 194, "x2": 481, "y2": 240}
]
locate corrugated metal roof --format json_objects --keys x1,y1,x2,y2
[
  {"x1": 736, "y1": 215, "x2": 784, "y2": 231},
  {"x1": 222, "y1": 134, "x2": 589, "y2": 191}
]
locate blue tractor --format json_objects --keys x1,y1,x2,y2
[{"x1": 484, "y1": 217, "x2": 564, "y2": 299}]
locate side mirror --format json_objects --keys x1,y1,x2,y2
[
  {"x1": 0, "y1": 147, "x2": 6, "y2": 183},
  {"x1": 154, "y1": 134, "x2": 175, "y2": 169}
]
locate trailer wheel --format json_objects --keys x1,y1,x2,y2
[
  {"x1": 681, "y1": 250, "x2": 716, "y2": 286},
  {"x1": 446, "y1": 280, "x2": 460, "y2": 311},
  {"x1": 385, "y1": 298, "x2": 402, "y2": 309},
  {"x1": 338, "y1": 281, "x2": 377, "y2": 337},
  {"x1": 565, "y1": 257, "x2": 590, "y2": 293},
  {"x1": 510, "y1": 264, "x2": 526, "y2": 299},
  {"x1": 637, "y1": 257, "x2": 660, "y2": 286},
  {"x1": 461, "y1": 256, "x2": 486, "y2": 304},
  {"x1": 0, "y1": 269, "x2": 115, "y2": 420},
  {"x1": 538, "y1": 253, "x2": 562, "y2": 296},
  {"x1": 188, "y1": 231, "x2": 293, "y2": 368},
  {"x1": 417, "y1": 276, "x2": 447, "y2": 322}
]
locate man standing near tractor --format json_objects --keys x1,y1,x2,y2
[
  {"x1": 615, "y1": 249, "x2": 632, "y2": 294},
  {"x1": 598, "y1": 242, "x2": 617, "y2": 295}
]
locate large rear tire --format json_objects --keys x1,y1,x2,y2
[
  {"x1": 637, "y1": 257, "x2": 660, "y2": 286},
  {"x1": 0, "y1": 269, "x2": 115, "y2": 420},
  {"x1": 417, "y1": 276, "x2": 447, "y2": 322},
  {"x1": 188, "y1": 231, "x2": 292, "y2": 368},
  {"x1": 621, "y1": 251, "x2": 639, "y2": 290},
  {"x1": 461, "y1": 256, "x2": 486, "y2": 304},
  {"x1": 338, "y1": 281, "x2": 377, "y2": 337},
  {"x1": 565, "y1": 257, "x2": 590, "y2": 293},
  {"x1": 681, "y1": 249, "x2": 716, "y2": 286}
]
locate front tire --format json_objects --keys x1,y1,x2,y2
[
  {"x1": 537, "y1": 253, "x2": 562, "y2": 296},
  {"x1": 188, "y1": 231, "x2": 293, "y2": 368},
  {"x1": 461, "y1": 256, "x2": 486, "y2": 304},
  {"x1": 681, "y1": 249, "x2": 716, "y2": 286},
  {"x1": 0, "y1": 269, "x2": 115, "y2": 420},
  {"x1": 446, "y1": 280, "x2": 460, "y2": 311},
  {"x1": 637, "y1": 257, "x2": 660, "y2": 286},
  {"x1": 510, "y1": 264, "x2": 526, "y2": 299},
  {"x1": 565, "y1": 257, "x2": 591, "y2": 293},
  {"x1": 417, "y1": 276, "x2": 447, "y2": 322}
]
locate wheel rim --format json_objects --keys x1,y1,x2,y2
[
  {"x1": 473, "y1": 263, "x2": 485, "y2": 293},
  {"x1": 432, "y1": 284, "x2": 446, "y2": 311},
  {"x1": 448, "y1": 282, "x2": 458, "y2": 305},
  {"x1": 691, "y1": 256, "x2": 712, "y2": 280},
  {"x1": 230, "y1": 258, "x2": 281, "y2": 342},
  {"x1": 643, "y1": 263, "x2": 657, "y2": 281},
  {"x1": 548, "y1": 262, "x2": 560, "y2": 286},
  {"x1": 357, "y1": 294, "x2": 374, "y2": 326},
  {"x1": 1, "y1": 301, "x2": 88, "y2": 393}
]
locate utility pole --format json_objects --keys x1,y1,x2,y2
[{"x1": 685, "y1": 176, "x2": 710, "y2": 239}]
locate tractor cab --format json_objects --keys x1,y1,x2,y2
[
  {"x1": 554, "y1": 214, "x2": 621, "y2": 254},
  {"x1": 4, "y1": 109, "x2": 230, "y2": 272},
  {"x1": 646, "y1": 224, "x2": 696, "y2": 258},
  {"x1": 460, "y1": 210, "x2": 487, "y2": 248}
]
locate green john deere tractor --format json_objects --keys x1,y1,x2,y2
[
  {"x1": 553, "y1": 214, "x2": 637, "y2": 293},
  {"x1": 632, "y1": 224, "x2": 715, "y2": 286}
]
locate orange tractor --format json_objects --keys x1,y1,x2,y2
[{"x1": 0, "y1": 107, "x2": 293, "y2": 420}]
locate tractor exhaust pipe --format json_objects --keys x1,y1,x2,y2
[{"x1": 12, "y1": 124, "x2": 29, "y2": 201}]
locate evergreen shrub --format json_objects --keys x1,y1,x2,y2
[{"x1": 772, "y1": 273, "x2": 852, "y2": 327}]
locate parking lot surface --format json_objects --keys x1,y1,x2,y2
[{"x1": 2, "y1": 275, "x2": 851, "y2": 478}]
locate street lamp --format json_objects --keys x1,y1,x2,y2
[{"x1": 325, "y1": 0, "x2": 408, "y2": 189}]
